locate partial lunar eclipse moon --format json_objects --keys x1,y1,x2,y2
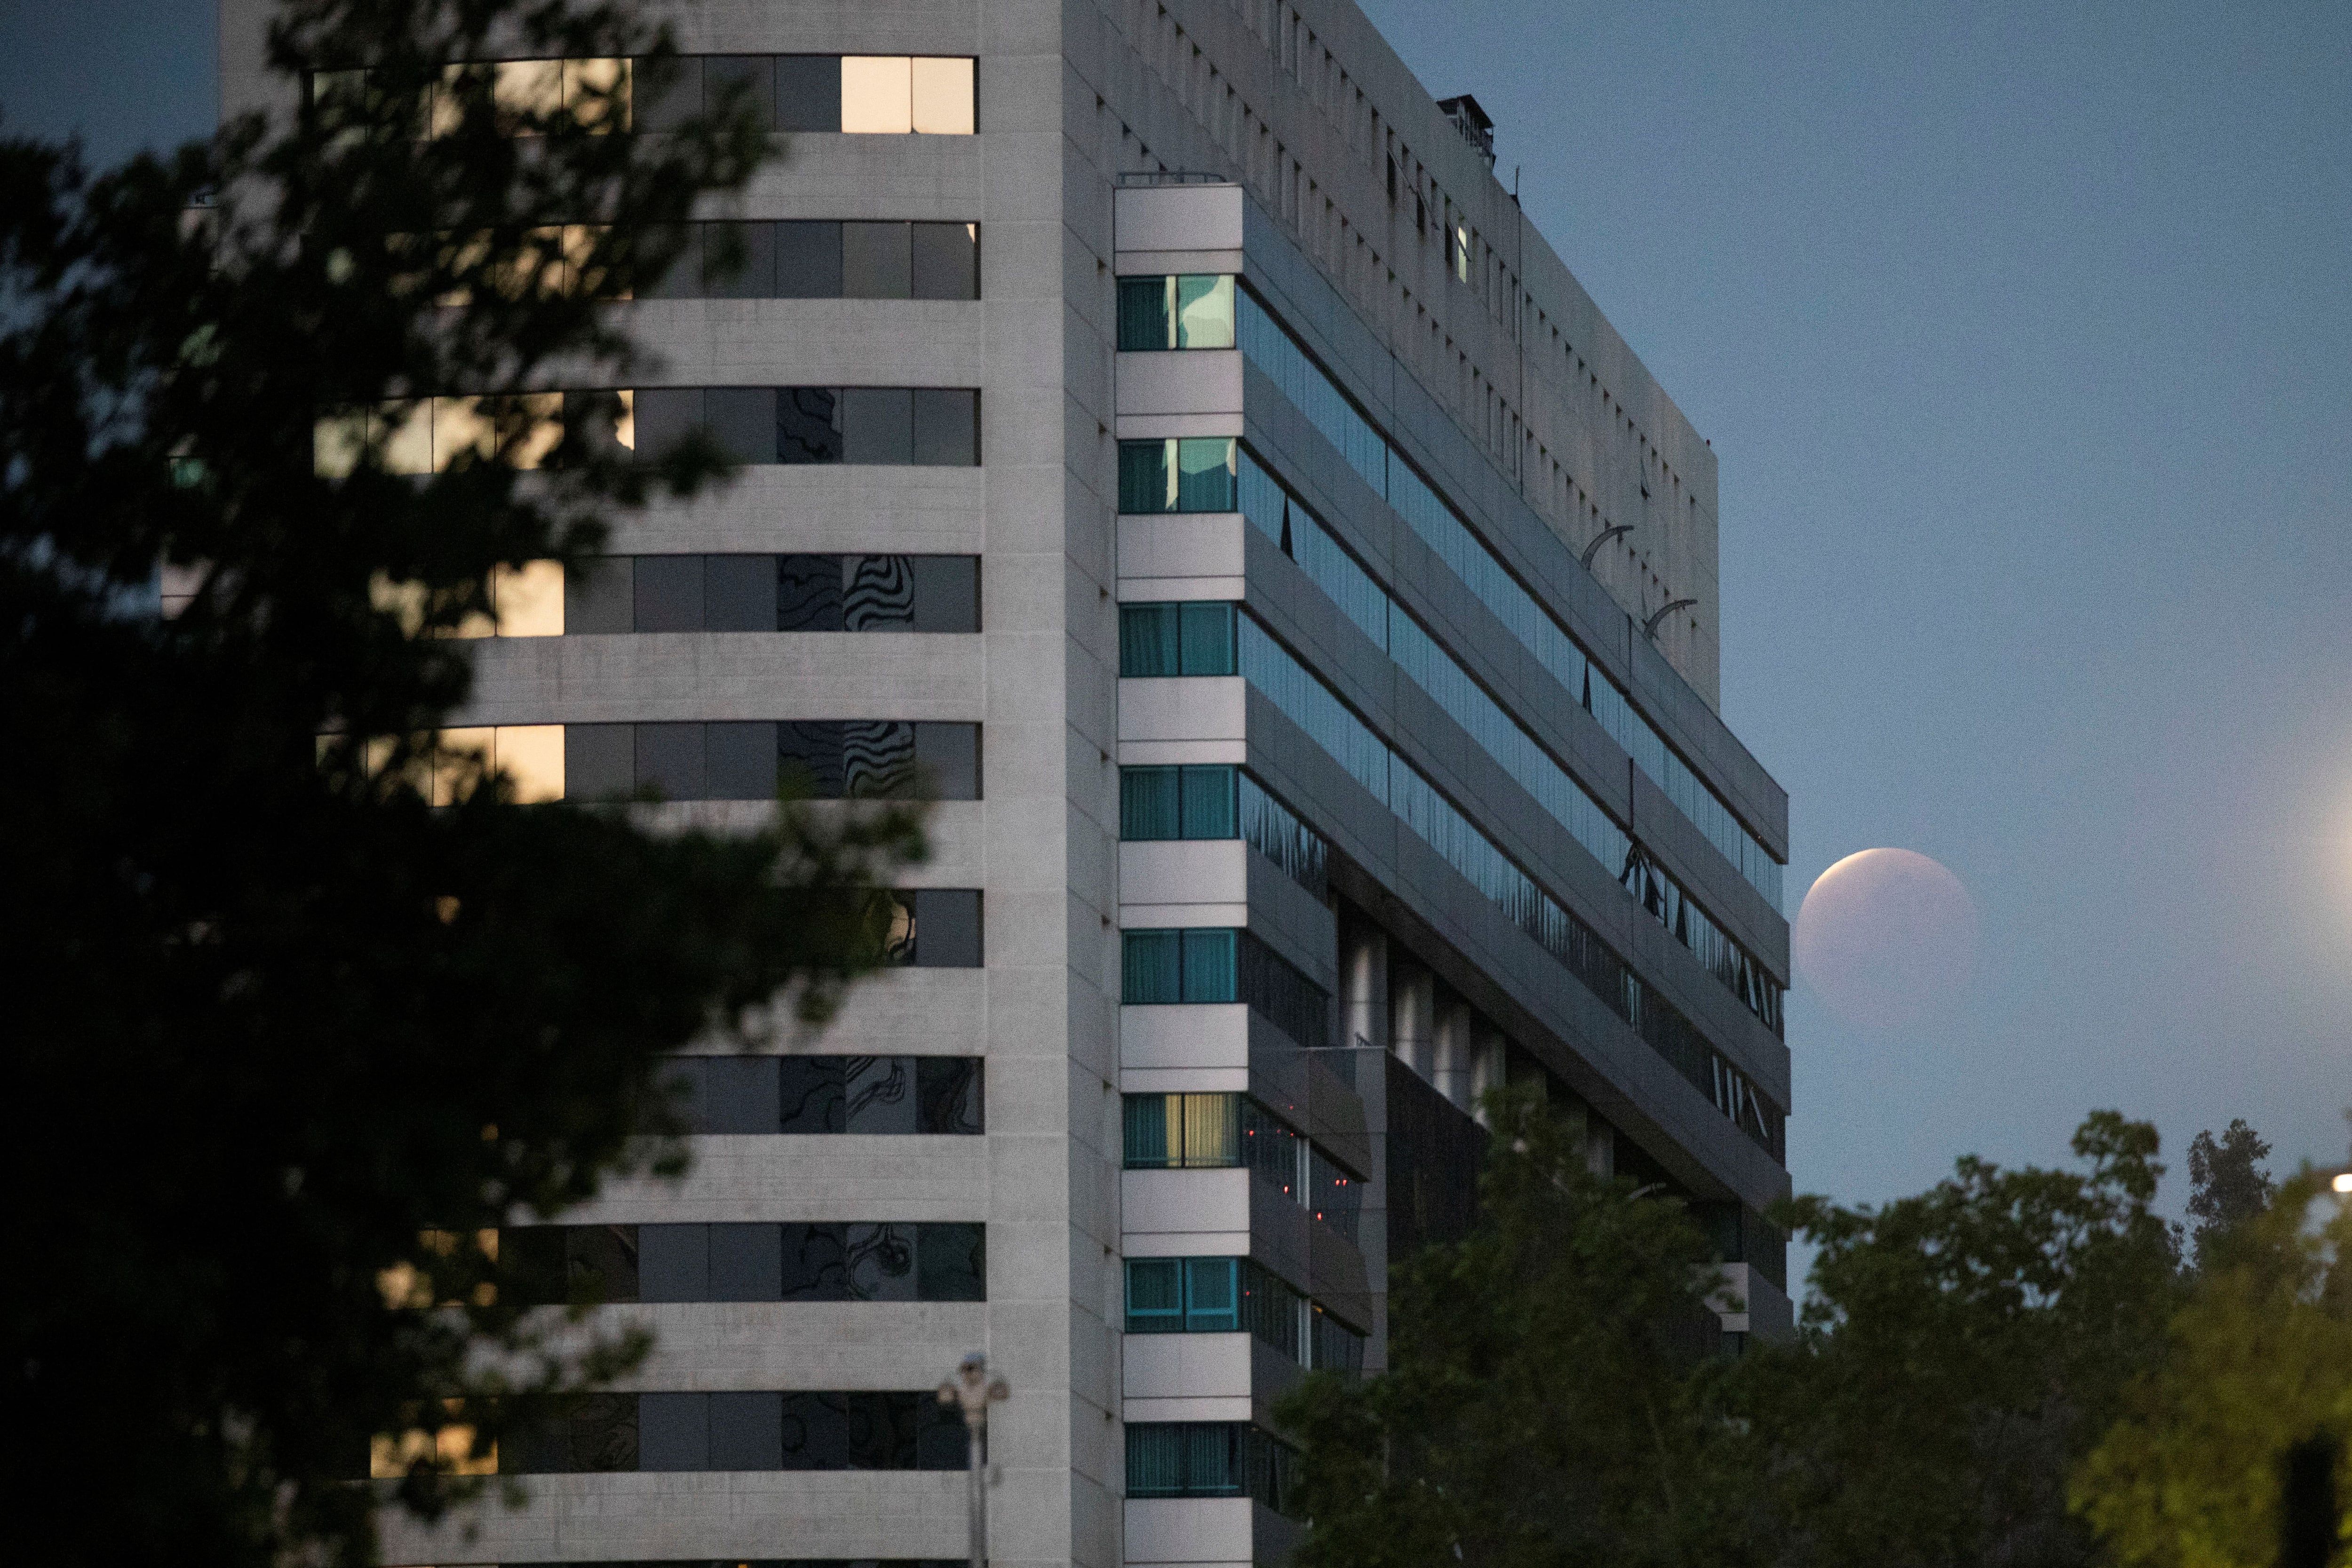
[{"x1": 1793, "y1": 848, "x2": 1979, "y2": 1030}]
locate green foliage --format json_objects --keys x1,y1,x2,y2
[
  {"x1": 2185, "y1": 1118, "x2": 2277, "y2": 1270},
  {"x1": 1278, "y1": 1089, "x2": 1758, "y2": 1568},
  {"x1": 2072, "y1": 1167, "x2": 2352, "y2": 1568},
  {"x1": 1734, "y1": 1111, "x2": 2182, "y2": 1568},
  {"x1": 1, "y1": 2, "x2": 922, "y2": 1564}
]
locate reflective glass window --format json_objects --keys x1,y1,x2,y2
[
  {"x1": 912, "y1": 388, "x2": 979, "y2": 466},
  {"x1": 703, "y1": 554, "x2": 777, "y2": 631},
  {"x1": 776, "y1": 554, "x2": 846, "y2": 630},
  {"x1": 840, "y1": 56, "x2": 913, "y2": 133},
  {"x1": 1174, "y1": 274, "x2": 1236, "y2": 348},
  {"x1": 704, "y1": 388, "x2": 778, "y2": 464},
  {"x1": 775, "y1": 220, "x2": 843, "y2": 296},
  {"x1": 911, "y1": 222, "x2": 979, "y2": 299},
  {"x1": 632, "y1": 553, "x2": 704, "y2": 631},
  {"x1": 773, "y1": 55, "x2": 839, "y2": 131},
  {"x1": 634, "y1": 721, "x2": 707, "y2": 799},
  {"x1": 702, "y1": 220, "x2": 775, "y2": 297},
  {"x1": 910, "y1": 56, "x2": 975, "y2": 134},
  {"x1": 1125, "y1": 1257, "x2": 1184, "y2": 1332},
  {"x1": 842, "y1": 221, "x2": 912, "y2": 298},
  {"x1": 702, "y1": 56, "x2": 776, "y2": 131},
  {"x1": 916, "y1": 1057, "x2": 984, "y2": 1134},
  {"x1": 842, "y1": 387, "x2": 914, "y2": 465}
]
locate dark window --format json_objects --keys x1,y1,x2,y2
[
  {"x1": 564, "y1": 722, "x2": 635, "y2": 797},
  {"x1": 910, "y1": 554, "x2": 980, "y2": 632},
  {"x1": 773, "y1": 54, "x2": 840, "y2": 133},
  {"x1": 703, "y1": 56, "x2": 777, "y2": 132},
  {"x1": 913, "y1": 389, "x2": 978, "y2": 466},
  {"x1": 775, "y1": 220, "x2": 844, "y2": 296},
  {"x1": 638, "y1": 223, "x2": 702, "y2": 299},
  {"x1": 777, "y1": 387, "x2": 843, "y2": 462},
  {"x1": 1118, "y1": 276, "x2": 1171, "y2": 351},
  {"x1": 704, "y1": 554, "x2": 778, "y2": 631},
  {"x1": 913, "y1": 721, "x2": 980, "y2": 799},
  {"x1": 1118, "y1": 601, "x2": 1236, "y2": 677},
  {"x1": 1238, "y1": 931, "x2": 1328, "y2": 1050},
  {"x1": 897, "y1": 889, "x2": 983, "y2": 968},
  {"x1": 632, "y1": 553, "x2": 704, "y2": 632},
  {"x1": 705, "y1": 720, "x2": 778, "y2": 800},
  {"x1": 844, "y1": 1055, "x2": 918, "y2": 1134},
  {"x1": 842, "y1": 221, "x2": 913, "y2": 298},
  {"x1": 637, "y1": 1393, "x2": 710, "y2": 1472},
  {"x1": 1118, "y1": 438, "x2": 1237, "y2": 512},
  {"x1": 705, "y1": 387, "x2": 779, "y2": 464},
  {"x1": 635, "y1": 721, "x2": 707, "y2": 800},
  {"x1": 916, "y1": 1221, "x2": 986, "y2": 1302},
  {"x1": 846, "y1": 1221, "x2": 919, "y2": 1301},
  {"x1": 632, "y1": 387, "x2": 702, "y2": 461},
  {"x1": 916, "y1": 1057, "x2": 984, "y2": 1133},
  {"x1": 781, "y1": 1221, "x2": 851, "y2": 1298},
  {"x1": 910, "y1": 222, "x2": 978, "y2": 300},
  {"x1": 565, "y1": 554, "x2": 633, "y2": 633},
  {"x1": 703, "y1": 220, "x2": 776, "y2": 297},
  {"x1": 776, "y1": 554, "x2": 847, "y2": 630},
  {"x1": 1125, "y1": 1423, "x2": 1300, "y2": 1511},
  {"x1": 638, "y1": 1224, "x2": 710, "y2": 1302},
  {"x1": 842, "y1": 387, "x2": 914, "y2": 465},
  {"x1": 844, "y1": 553, "x2": 918, "y2": 630},
  {"x1": 1120, "y1": 764, "x2": 1237, "y2": 839},
  {"x1": 699, "y1": 1055, "x2": 780, "y2": 1133},
  {"x1": 779, "y1": 1056, "x2": 848, "y2": 1132},
  {"x1": 633, "y1": 55, "x2": 704, "y2": 132},
  {"x1": 710, "y1": 1392, "x2": 785, "y2": 1470},
  {"x1": 843, "y1": 720, "x2": 917, "y2": 797},
  {"x1": 777, "y1": 720, "x2": 850, "y2": 796},
  {"x1": 708, "y1": 1222, "x2": 784, "y2": 1301}
]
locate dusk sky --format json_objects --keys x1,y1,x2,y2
[{"x1": 8, "y1": 0, "x2": 2347, "y2": 1228}]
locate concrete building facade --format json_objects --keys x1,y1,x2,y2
[{"x1": 221, "y1": 1, "x2": 1793, "y2": 1564}]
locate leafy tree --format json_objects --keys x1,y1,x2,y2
[
  {"x1": 2185, "y1": 1118, "x2": 2277, "y2": 1269},
  {"x1": 1734, "y1": 1112, "x2": 2182, "y2": 1568},
  {"x1": 1278, "y1": 1089, "x2": 1761, "y2": 1568},
  {"x1": 2072, "y1": 1164, "x2": 2352, "y2": 1568},
  {"x1": 2, "y1": 2, "x2": 921, "y2": 1564}
]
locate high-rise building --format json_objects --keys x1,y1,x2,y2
[{"x1": 222, "y1": 2, "x2": 1792, "y2": 1564}]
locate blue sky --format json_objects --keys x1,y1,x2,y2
[{"x1": 8, "y1": 0, "x2": 2348, "y2": 1221}]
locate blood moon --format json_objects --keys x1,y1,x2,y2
[{"x1": 1792, "y1": 848, "x2": 1978, "y2": 1030}]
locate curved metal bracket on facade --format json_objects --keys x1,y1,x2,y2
[
  {"x1": 1579, "y1": 524, "x2": 1633, "y2": 569},
  {"x1": 1642, "y1": 598, "x2": 1698, "y2": 639}
]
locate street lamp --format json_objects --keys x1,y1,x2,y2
[{"x1": 938, "y1": 1351, "x2": 1008, "y2": 1568}]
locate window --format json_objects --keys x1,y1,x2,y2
[
  {"x1": 641, "y1": 220, "x2": 978, "y2": 301},
  {"x1": 1124, "y1": 1257, "x2": 1369, "y2": 1369},
  {"x1": 662, "y1": 1054, "x2": 983, "y2": 1136},
  {"x1": 1117, "y1": 601, "x2": 1237, "y2": 676},
  {"x1": 1116, "y1": 437, "x2": 1237, "y2": 513},
  {"x1": 1114, "y1": 274, "x2": 1237, "y2": 350},
  {"x1": 1122, "y1": 1091, "x2": 1241, "y2": 1168},
  {"x1": 562, "y1": 555, "x2": 978, "y2": 635},
  {"x1": 1119, "y1": 764, "x2": 1237, "y2": 840},
  {"x1": 885, "y1": 889, "x2": 984, "y2": 968},
  {"x1": 501, "y1": 1222, "x2": 985, "y2": 1305},
  {"x1": 1454, "y1": 222, "x2": 1471, "y2": 283},
  {"x1": 500, "y1": 1390, "x2": 966, "y2": 1474},
  {"x1": 635, "y1": 54, "x2": 974, "y2": 135},
  {"x1": 1125, "y1": 1423, "x2": 1300, "y2": 1512},
  {"x1": 1121, "y1": 929, "x2": 1238, "y2": 1005},
  {"x1": 559, "y1": 719, "x2": 978, "y2": 802},
  {"x1": 630, "y1": 387, "x2": 979, "y2": 467}
]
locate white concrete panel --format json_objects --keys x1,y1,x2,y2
[
  {"x1": 1118, "y1": 513, "x2": 1247, "y2": 589},
  {"x1": 1115, "y1": 412, "x2": 1243, "y2": 439},
  {"x1": 1119, "y1": 739, "x2": 1248, "y2": 766},
  {"x1": 1118, "y1": 677, "x2": 1246, "y2": 744},
  {"x1": 1121, "y1": 1230, "x2": 1250, "y2": 1258},
  {"x1": 1123, "y1": 1168, "x2": 1250, "y2": 1241},
  {"x1": 1114, "y1": 185, "x2": 1247, "y2": 254},
  {"x1": 1113, "y1": 247, "x2": 1245, "y2": 277},
  {"x1": 1125, "y1": 1496, "x2": 1256, "y2": 1565},
  {"x1": 1124, "y1": 1395, "x2": 1255, "y2": 1423},
  {"x1": 1120, "y1": 839, "x2": 1249, "y2": 919},
  {"x1": 1120, "y1": 1068, "x2": 1249, "y2": 1095},
  {"x1": 1117, "y1": 351, "x2": 1244, "y2": 418},
  {"x1": 1120, "y1": 1004, "x2": 1250, "y2": 1069},
  {"x1": 1123, "y1": 1332, "x2": 1253, "y2": 1400}
]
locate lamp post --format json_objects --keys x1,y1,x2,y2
[{"x1": 938, "y1": 1351, "x2": 1008, "y2": 1568}]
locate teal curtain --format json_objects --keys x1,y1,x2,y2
[
  {"x1": 1118, "y1": 439, "x2": 1172, "y2": 513},
  {"x1": 1120, "y1": 766, "x2": 1181, "y2": 838},
  {"x1": 1122, "y1": 930, "x2": 1183, "y2": 1003},
  {"x1": 1179, "y1": 929, "x2": 1237, "y2": 1003},
  {"x1": 1176, "y1": 601, "x2": 1236, "y2": 675},
  {"x1": 1177, "y1": 764, "x2": 1236, "y2": 837},
  {"x1": 1117, "y1": 276, "x2": 1172, "y2": 351},
  {"x1": 1119, "y1": 603, "x2": 1180, "y2": 676}
]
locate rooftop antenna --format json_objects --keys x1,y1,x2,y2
[{"x1": 1580, "y1": 524, "x2": 1632, "y2": 569}]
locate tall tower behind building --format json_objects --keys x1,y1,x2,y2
[{"x1": 220, "y1": 1, "x2": 1795, "y2": 1563}]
